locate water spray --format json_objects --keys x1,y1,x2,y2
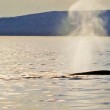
[{"x1": 68, "y1": 0, "x2": 109, "y2": 73}]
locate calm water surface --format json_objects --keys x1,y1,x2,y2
[{"x1": 0, "y1": 36, "x2": 110, "y2": 110}]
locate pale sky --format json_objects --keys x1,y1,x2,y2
[{"x1": 0, "y1": 0, "x2": 77, "y2": 17}]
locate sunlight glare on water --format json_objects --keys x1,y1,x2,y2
[{"x1": 0, "y1": 36, "x2": 109, "y2": 110}]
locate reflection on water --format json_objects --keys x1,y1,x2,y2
[
  {"x1": 0, "y1": 37, "x2": 110, "y2": 110},
  {"x1": 0, "y1": 77, "x2": 110, "y2": 110}
]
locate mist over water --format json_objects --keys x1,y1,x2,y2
[
  {"x1": 68, "y1": 0, "x2": 108, "y2": 73},
  {"x1": 69, "y1": 11, "x2": 106, "y2": 36}
]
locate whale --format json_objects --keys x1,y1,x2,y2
[{"x1": 69, "y1": 70, "x2": 110, "y2": 76}]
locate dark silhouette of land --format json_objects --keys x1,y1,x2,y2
[{"x1": 0, "y1": 10, "x2": 110, "y2": 36}]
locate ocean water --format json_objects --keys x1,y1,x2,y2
[{"x1": 0, "y1": 36, "x2": 110, "y2": 110}]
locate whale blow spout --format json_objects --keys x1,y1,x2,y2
[{"x1": 68, "y1": 0, "x2": 109, "y2": 73}]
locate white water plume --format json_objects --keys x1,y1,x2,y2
[
  {"x1": 69, "y1": 0, "x2": 110, "y2": 11},
  {"x1": 68, "y1": 0, "x2": 108, "y2": 73},
  {"x1": 69, "y1": 11, "x2": 106, "y2": 36}
]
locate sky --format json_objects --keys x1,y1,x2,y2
[{"x1": 0, "y1": 0, "x2": 77, "y2": 17}]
